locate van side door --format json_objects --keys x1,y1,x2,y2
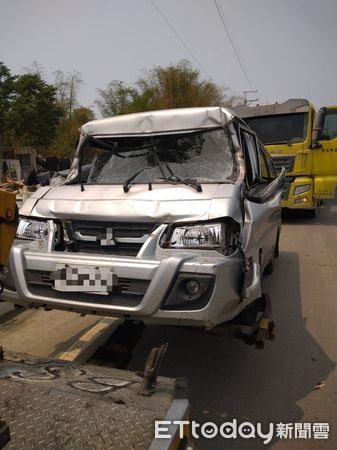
[{"x1": 240, "y1": 126, "x2": 284, "y2": 267}]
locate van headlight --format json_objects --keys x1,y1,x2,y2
[
  {"x1": 16, "y1": 218, "x2": 49, "y2": 241},
  {"x1": 294, "y1": 184, "x2": 310, "y2": 195},
  {"x1": 162, "y1": 222, "x2": 225, "y2": 249}
]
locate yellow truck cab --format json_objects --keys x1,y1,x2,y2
[
  {"x1": 233, "y1": 99, "x2": 320, "y2": 215},
  {"x1": 234, "y1": 99, "x2": 337, "y2": 217}
]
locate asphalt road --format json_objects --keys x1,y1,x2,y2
[{"x1": 128, "y1": 199, "x2": 337, "y2": 449}]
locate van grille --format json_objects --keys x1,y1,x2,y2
[{"x1": 62, "y1": 221, "x2": 157, "y2": 256}]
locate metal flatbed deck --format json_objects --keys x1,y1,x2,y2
[{"x1": 0, "y1": 351, "x2": 179, "y2": 450}]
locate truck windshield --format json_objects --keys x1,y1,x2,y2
[
  {"x1": 244, "y1": 113, "x2": 308, "y2": 145},
  {"x1": 76, "y1": 128, "x2": 236, "y2": 185}
]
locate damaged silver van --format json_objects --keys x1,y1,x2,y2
[{"x1": 3, "y1": 107, "x2": 285, "y2": 331}]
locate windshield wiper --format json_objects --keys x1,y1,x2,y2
[
  {"x1": 123, "y1": 144, "x2": 168, "y2": 193},
  {"x1": 123, "y1": 166, "x2": 154, "y2": 193},
  {"x1": 164, "y1": 164, "x2": 202, "y2": 192},
  {"x1": 123, "y1": 161, "x2": 203, "y2": 193}
]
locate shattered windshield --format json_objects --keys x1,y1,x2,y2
[
  {"x1": 244, "y1": 113, "x2": 308, "y2": 145},
  {"x1": 75, "y1": 128, "x2": 236, "y2": 185}
]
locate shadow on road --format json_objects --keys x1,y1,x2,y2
[{"x1": 128, "y1": 251, "x2": 335, "y2": 449}]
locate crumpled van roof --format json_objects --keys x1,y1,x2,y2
[{"x1": 81, "y1": 106, "x2": 235, "y2": 136}]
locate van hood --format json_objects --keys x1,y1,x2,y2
[{"x1": 20, "y1": 183, "x2": 243, "y2": 223}]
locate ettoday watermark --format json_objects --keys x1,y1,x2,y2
[{"x1": 155, "y1": 419, "x2": 329, "y2": 444}]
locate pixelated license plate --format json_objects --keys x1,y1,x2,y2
[{"x1": 51, "y1": 265, "x2": 117, "y2": 294}]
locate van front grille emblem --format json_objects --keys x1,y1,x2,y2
[{"x1": 98, "y1": 228, "x2": 116, "y2": 246}]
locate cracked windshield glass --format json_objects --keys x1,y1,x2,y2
[{"x1": 78, "y1": 128, "x2": 236, "y2": 185}]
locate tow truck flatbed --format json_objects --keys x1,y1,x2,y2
[{"x1": 0, "y1": 350, "x2": 186, "y2": 450}]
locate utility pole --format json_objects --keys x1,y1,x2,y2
[{"x1": 243, "y1": 90, "x2": 258, "y2": 105}]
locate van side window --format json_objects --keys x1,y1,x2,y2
[
  {"x1": 321, "y1": 110, "x2": 337, "y2": 140},
  {"x1": 259, "y1": 147, "x2": 269, "y2": 178},
  {"x1": 241, "y1": 130, "x2": 259, "y2": 186},
  {"x1": 259, "y1": 146, "x2": 277, "y2": 179},
  {"x1": 265, "y1": 152, "x2": 276, "y2": 178}
]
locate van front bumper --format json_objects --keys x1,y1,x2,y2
[{"x1": 5, "y1": 242, "x2": 247, "y2": 328}]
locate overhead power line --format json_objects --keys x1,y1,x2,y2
[
  {"x1": 149, "y1": 0, "x2": 211, "y2": 79},
  {"x1": 213, "y1": 0, "x2": 257, "y2": 92}
]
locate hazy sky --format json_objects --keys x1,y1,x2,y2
[{"x1": 1, "y1": 0, "x2": 337, "y2": 115}]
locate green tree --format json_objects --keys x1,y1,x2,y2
[
  {"x1": 51, "y1": 106, "x2": 95, "y2": 157},
  {"x1": 54, "y1": 70, "x2": 83, "y2": 120},
  {"x1": 136, "y1": 60, "x2": 224, "y2": 110},
  {"x1": 5, "y1": 73, "x2": 63, "y2": 148},
  {"x1": 95, "y1": 80, "x2": 138, "y2": 117},
  {"x1": 50, "y1": 69, "x2": 87, "y2": 156},
  {"x1": 0, "y1": 62, "x2": 16, "y2": 144},
  {"x1": 96, "y1": 60, "x2": 240, "y2": 117}
]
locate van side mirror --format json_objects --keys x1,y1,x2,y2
[{"x1": 246, "y1": 168, "x2": 285, "y2": 203}]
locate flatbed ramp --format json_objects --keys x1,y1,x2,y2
[{"x1": 0, "y1": 351, "x2": 186, "y2": 450}]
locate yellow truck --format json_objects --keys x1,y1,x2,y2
[{"x1": 233, "y1": 99, "x2": 337, "y2": 217}]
